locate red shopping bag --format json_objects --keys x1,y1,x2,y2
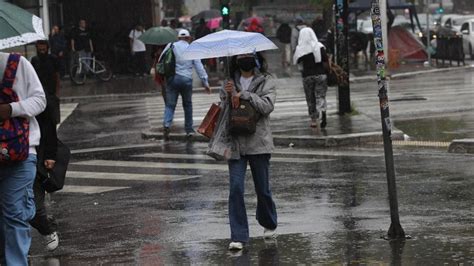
[{"x1": 198, "y1": 103, "x2": 221, "y2": 139}]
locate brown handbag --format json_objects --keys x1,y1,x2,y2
[
  {"x1": 229, "y1": 99, "x2": 258, "y2": 135},
  {"x1": 197, "y1": 103, "x2": 221, "y2": 138}
]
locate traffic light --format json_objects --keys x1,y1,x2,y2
[
  {"x1": 221, "y1": 4, "x2": 230, "y2": 29},
  {"x1": 221, "y1": 5, "x2": 229, "y2": 16}
]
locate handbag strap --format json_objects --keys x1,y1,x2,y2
[{"x1": 1, "y1": 53, "x2": 21, "y2": 103}]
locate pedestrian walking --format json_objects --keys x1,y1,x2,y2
[
  {"x1": 293, "y1": 27, "x2": 329, "y2": 128},
  {"x1": 245, "y1": 18, "x2": 265, "y2": 34},
  {"x1": 276, "y1": 23, "x2": 292, "y2": 67},
  {"x1": 194, "y1": 18, "x2": 211, "y2": 69},
  {"x1": 31, "y1": 40, "x2": 61, "y2": 124},
  {"x1": 71, "y1": 19, "x2": 94, "y2": 67},
  {"x1": 291, "y1": 16, "x2": 307, "y2": 54},
  {"x1": 129, "y1": 23, "x2": 147, "y2": 77},
  {"x1": 195, "y1": 18, "x2": 211, "y2": 40},
  {"x1": 222, "y1": 52, "x2": 278, "y2": 251},
  {"x1": 49, "y1": 25, "x2": 67, "y2": 78},
  {"x1": 30, "y1": 40, "x2": 61, "y2": 251},
  {"x1": 161, "y1": 29, "x2": 211, "y2": 140},
  {"x1": 0, "y1": 52, "x2": 47, "y2": 265}
]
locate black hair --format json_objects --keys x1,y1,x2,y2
[
  {"x1": 229, "y1": 52, "x2": 269, "y2": 79},
  {"x1": 35, "y1": 40, "x2": 49, "y2": 48}
]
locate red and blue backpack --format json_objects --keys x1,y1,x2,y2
[{"x1": 0, "y1": 53, "x2": 30, "y2": 164}]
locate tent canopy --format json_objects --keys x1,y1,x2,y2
[{"x1": 349, "y1": 0, "x2": 423, "y2": 33}]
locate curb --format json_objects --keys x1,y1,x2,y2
[
  {"x1": 141, "y1": 130, "x2": 405, "y2": 148},
  {"x1": 448, "y1": 139, "x2": 474, "y2": 154},
  {"x1": 350, "y1": 64, "x2": 474, "y2": 83}
]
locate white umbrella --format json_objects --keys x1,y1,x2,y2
[{"x1": 182, "y1": 30, "x2": 278, "y2": 60}]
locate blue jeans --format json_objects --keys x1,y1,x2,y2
[
  {"x1": 163, "y1": 75, "x2": 194, "y2": 133},
  {"x1": 228, "y1": 154, "x2": 277, "y2": 243},
  {"x1": 0, "y1": 154, "x2": 37, "y2": 266}
]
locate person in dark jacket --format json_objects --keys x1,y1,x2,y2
[
  {"x1": 195, "y1": 18, "x2": 211, "y2": 40},
  {"x1": 30, "y1": 40, "x2": 60, "y2": 251},
  {"x1": 49, "y1": 25, "x2": 67, "y2": 78},
  {"x1": 276, "y1": 23, "x2": 292, "y2": 66},
  {"x1": 293, "y1": 28, "x2": 329, "y2": 128}
]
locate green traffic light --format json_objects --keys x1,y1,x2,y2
[{"x1": 222, "y1": 6, "x2": 229, "y2": 16}]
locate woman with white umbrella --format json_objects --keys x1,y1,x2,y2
[
  {"x1": 293, "y1": 27, "x2": 330, "y2": 128},
  {"x1": 223, "y1": 52, "x2": 278, "y2": 251},
  {"x1": 181, "y1": 29, "x2": 279, "y2": 251}
]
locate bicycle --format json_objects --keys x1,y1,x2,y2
[{"x1": 70, "y1": 53, "x2": 113, "y2": 85}]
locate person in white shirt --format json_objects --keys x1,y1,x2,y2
[
  {"x1": 0, "y1": 52, "x2": 46, "y2": 265},
  {"x1": 129, "y1": 23, "x2": 147, "y2": 77}
]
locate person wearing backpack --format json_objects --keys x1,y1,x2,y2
[
  {"x1": 0, "y1": 52, "x2": 46, "y2": 265},
  {"x1": 161, "y1": 29, "x2": 211, "y2": 140}
]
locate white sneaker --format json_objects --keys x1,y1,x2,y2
[
  {"x1": 263, "y1": 228, "x2": 277, "y2": 239},
  {"x1": 45, "y1": 232, "x2": 59, "y2": 251},
  {"x1": 228, "y1": 241, "x2": 244, "y2": 250}
]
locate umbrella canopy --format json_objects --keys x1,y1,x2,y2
[
  {"x1": 182, "y1": 30, "x2": 278, "y2": 60},
  {"x1": 138, "y1": 26, "x2": 177, "y2": 45},
  {"x1": 0, "y1": 1, "x2": 46, "y2": 50},
  {"x1": 207, "y1": 17, "x2": 222, "y2": 30},
  {"x1": 191, "y1": 9, "x2": 221, "y2": 22}
]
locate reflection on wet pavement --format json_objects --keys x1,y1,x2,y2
[
  {"x1": 28, "y1": 142, "x2": 473, "y2": 265},
  {"x1": 396, "y1": 111, "x2": 474, "y2": 142}
]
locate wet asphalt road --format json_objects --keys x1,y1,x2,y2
[
  {"x1": 28, "y1": 63, "x2": 474, "y2": 264},
  {"x1": 29, "y1": 141, "x2": 473, "y2": 264}
]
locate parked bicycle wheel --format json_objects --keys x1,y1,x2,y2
[
  {"x1": 70, "y1": 63, "x2": 86, "y2": 85},
  {"x1": 96, "y1": 60, "x2": 113, "y2": 81}
]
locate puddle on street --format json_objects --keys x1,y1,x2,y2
[{"x1": 395, "y1": 112, "x2": 474, "y2": 142}]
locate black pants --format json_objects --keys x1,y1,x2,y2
[
  {"x1": 133, "y1": 51, "x2": 147, "y2": 75},
  {"x1": 29, "y1": 176, "x2": 57, "y2": 236}
]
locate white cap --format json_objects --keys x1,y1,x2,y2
[{"x1": 178, "y1": 29, "x2": 190, "y2": 37}]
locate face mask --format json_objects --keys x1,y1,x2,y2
[{"x1": 237, "y1": 57, "x2": 256, "y2": 72}]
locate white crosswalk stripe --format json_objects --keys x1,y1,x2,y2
[
  {"x1": 131, "y1": 153, "x2": 334, "y2": 163},
  {"x1": 63, "y1": 146, "x2": 342, "y2": 194},
  {"x1": 66, "y1": 171, "x2": 201, "y2": 182}
]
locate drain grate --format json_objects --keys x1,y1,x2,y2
[{"x1": 371, "y1": 140, "x2": 450, "y2": 148}]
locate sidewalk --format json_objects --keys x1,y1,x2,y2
[
  {"x1": 141, "y1": 75, "x2": 404, "y2": 148},
  {"x1": 59, "y1": 60, "x2": 470, "y2": 148}
]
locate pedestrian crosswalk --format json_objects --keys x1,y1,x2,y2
[{"x1": 60, "y1": 142, "x2": 386, "y2": 195}]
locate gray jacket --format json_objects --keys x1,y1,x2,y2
[{"x1": 221, "y1": 72, "x2": 277, "y2": 158}]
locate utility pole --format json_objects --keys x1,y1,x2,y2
[
  {"x1": 370, "y1": 0, "x2": 406, "y2": 240},
  {"x1": 426, "y1": 0, "x2": 431, "y2": 65},
  {"x1": 334, "y1": 0, "x2": 351, "y2": 114},
  {"x1": 40, "y1": 0, "x2": 50, "y2": 36}
]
